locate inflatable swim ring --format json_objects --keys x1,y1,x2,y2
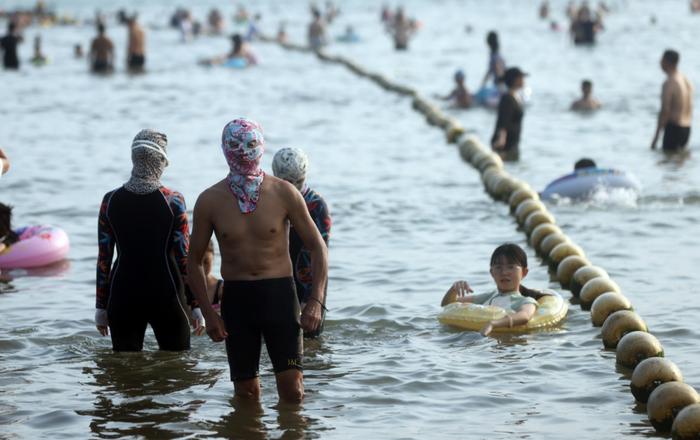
[
  {"x1": 540, "y1": 168, "x2": 641, "y2": 201},
  {"x1": 474, "y1": 86, "x2": 500, "y2": 109},
  {"x1": 0, "y1": 225, "x2": 70, "y2": 269},
  {"x1": 438, "y1": 289, "x2": 568, "y2": 333},
  {"x1": 224, "y1": 57, "x2": 248, "y2": 69}
]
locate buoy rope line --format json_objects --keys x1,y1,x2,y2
[{"x1": 258, "y1": 35, "x2": 700, "y2": 436}]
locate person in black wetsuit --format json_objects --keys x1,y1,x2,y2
[
  {"x1": 272, "y1": 147, "x2": 331, "y2": 338},
  {"x1": 1, "y1": 22, "x2": 23, "y2": 70},
  {"x1": 95, "y1": 129, "x2": 202, "y2": 351},
  {"x1": 491, "y1": 67, "x2": 527, "y2": 161}
]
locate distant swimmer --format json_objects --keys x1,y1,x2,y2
[
  {"x1": 272, "y1": 147, "x2": 331, "y2": 338},
  {"x1": 0, "y1": 22, "x2": 23, "y2": 70},
  {"x1": 126, "y1": 15, "x2": 146, "y2": 72},
  {"x1": 481, "y1": 31, "x2": 506, "y2": 89},
  {"x1": 308, "y1": 8, "x2": 328, "y2": 50},
  {"x1": 201, "y1": 34, "x2": 257, "y2": 67},
  {"x1": 491, "y1": 67, "x2": 528, "y2": 161},
  {"x1": 277, "y1": 22, "x2": 288, "y2": 44},
  {"x1": 336, "y1": 25, "x2": 359, "y2": 43},
  {"x1": 571, "y1": 79, "x2": 601, "y2": 111},
  {"x1": 574, "y1": 157, "x2": 596, "y2": 170},
  {"x1": 207, "y1": 8, "x2": 224, "y2": 34},
  {"x1": 441, "y1": 243, "x2": 545, "y2": 337},
  {"x1": 187, "y1": 118, "x2": 328, "y2": 403},
  {"x1": 89, "y1": 23, "x2": 114, "y2": 73},
  {"x1": 539, "y1": 0, "x2": 550, "y2": 19},
  {"x1": 437, "y1": 70, "x2": 473, "y2": 109},
  {"x1": 570, "y1": 3, "x2": 602, "y2": 45},
  {"x1": 387, "y1": 6, "x2": 416, "y2": 50},
  {"x1": 651, "y1": 50, "x2": 694, "y2": 152},
  {"x1": 95, "y1": 130, "x2": 201, "y2": 351},
  {"x1": 692, "y1": 0, "x2": 700, "y2": 13},
  {"x1": 31, "y1": 35, "x2": 47, "y2": 66},
  {"x1": 74, "y1": 43, "x2": 83, "y2": 58}
]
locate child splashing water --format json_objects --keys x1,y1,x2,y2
[{"x1": 441, "y1": 243, "x2": 545, "y2": 336}]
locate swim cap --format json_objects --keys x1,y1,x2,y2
[
  {"x1": 221, "y1": 118, "x2": 265, "y2": 213},
  {"x1": 272, "y1": 147, "x2": 308, "y2": 191},
  {"x1": 455, "y1": 69, "x2": 465, "y2": 81},
  {"x1": 124, "y1": 129, "x2": 168, "y2": 195}
]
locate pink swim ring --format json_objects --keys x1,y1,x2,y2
[{"x1": 0, "y1": 225, "x2": 70, "y2": 269}]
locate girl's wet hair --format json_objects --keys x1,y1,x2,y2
[{"x1": 490, "y1": 243, "x2": 544, "y2": 299}]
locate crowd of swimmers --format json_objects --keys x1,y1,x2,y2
[{"x1": 0, "y1": 1, "x2": 697, "y2": 406}]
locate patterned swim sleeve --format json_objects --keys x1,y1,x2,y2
[
  {"x1": 96, "y1": 191, "x2": 116, "y2": 309},
  {"x1": 307, "y1": 191, "x2": 331, "y2": 246},
  {"x1": 161, "y1": 188, "x2": 196, "y2": 307}
]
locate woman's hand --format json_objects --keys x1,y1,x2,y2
[{"x1": 480, "y1": 321, "x2": 494, "y2": 337}]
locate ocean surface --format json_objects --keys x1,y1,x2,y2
[{"x1": 1, "y1": 0, "x2": 699, "y2": 438}]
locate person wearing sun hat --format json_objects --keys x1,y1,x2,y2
[
  {"x1": 95, "y1": 129, "x2": 200, "y2": 351},
  {"x1": 187, "y1": 118, "x2": 328, "y2": 403},
  {"x1": 491, "y1": 67, "x2": 528, "y2": 161}
]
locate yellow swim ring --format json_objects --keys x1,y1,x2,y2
[{"x1": 438, "y1": 289, "x2": 568, "y2": 333}]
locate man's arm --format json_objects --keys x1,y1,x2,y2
[
  {"x1": 286, "y1": 184, "x2": 328, "y2": 332},
  {"x1": 651, "y1": 81, "x2": 672, "y2": 149},
  {"x1": 187, "y1": 192, "x2": 228, "y2": 342}
]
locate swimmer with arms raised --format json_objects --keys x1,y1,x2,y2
[
  {"x1": 650, "y1": 49, "x2": 694, "y2": 152},
  {"x1": 441, "y1": 243, "x2": 542, "y2": 336},
  {"x1": 187, "y1": 118, "x2": 328, "y2": 403}
]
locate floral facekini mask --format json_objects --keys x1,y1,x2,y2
[{"x1": 221, "y1": 118, "x2": 265, "y2": 213}]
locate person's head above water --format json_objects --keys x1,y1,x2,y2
[
  {"x1": 581, "y1": 79, "x2": 593, "y2": 96},
  {"x1": 221, "y1": 117, "x2": 265, "y2": 213},
  {"x1": 489, "y1": 243, "x2": 530, "y2": 293},
  {"x1": 486, "y1": 31, "x2": 499, "y2": 53},
  {"x1": 8, "y1": 21, "x2": 16, "y2": 34},
  {"x1": 454, "y1": 69, "x2": 465, "y2": 83},
  {"x1": 272, "y1": 147, "x2": 309, "y2": 191},
  {"x1": 574, "y1": 158, "x2": 597, "y2": 170},
  {"x1": 503, "y1": 67, "x2": 527, "y2": 89},
  {"x1": 661, "y1": 49, "x2": 679, "y2": 73},
  {"x1": 124, "y1": 129, "x2": 169, "y2": 194},
  {"x1": 97, "y1": 23, "x2": 106, "y2": 35}
]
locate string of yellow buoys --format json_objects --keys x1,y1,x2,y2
[{"x1": 261, "y1": 35, "x2": 700, "y2": 438}]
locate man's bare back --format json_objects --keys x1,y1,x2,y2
[
  {"x1": 90, "y1": 35, "x2": 113, "y2": 63},
  {"x1": 663, "y1": 73, "x2": 693, "y2": 127},
  {"x1": 197, "y1": 176, "x2": 297, "y2": 280}
]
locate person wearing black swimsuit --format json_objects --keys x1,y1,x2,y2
[{"x1": 95, "y1": 129, "x2": 202, "y2": 351}]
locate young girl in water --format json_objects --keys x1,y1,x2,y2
[{"x1": 442, "y1": 243, "x2": 543, "y2": 336}]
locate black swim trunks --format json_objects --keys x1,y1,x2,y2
[
  {"x1": 92, "y1": 60, "x2": 112, "y2": 73},
  {"x1": 128, "y1": 54, "x2": 145, "y2": 70},
  {"x1": 221, "y1": 277, "x2": 303, "y2": 381},
  {"x1": 662, "y1": 123, "x2": 691, "y2": 152}
]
